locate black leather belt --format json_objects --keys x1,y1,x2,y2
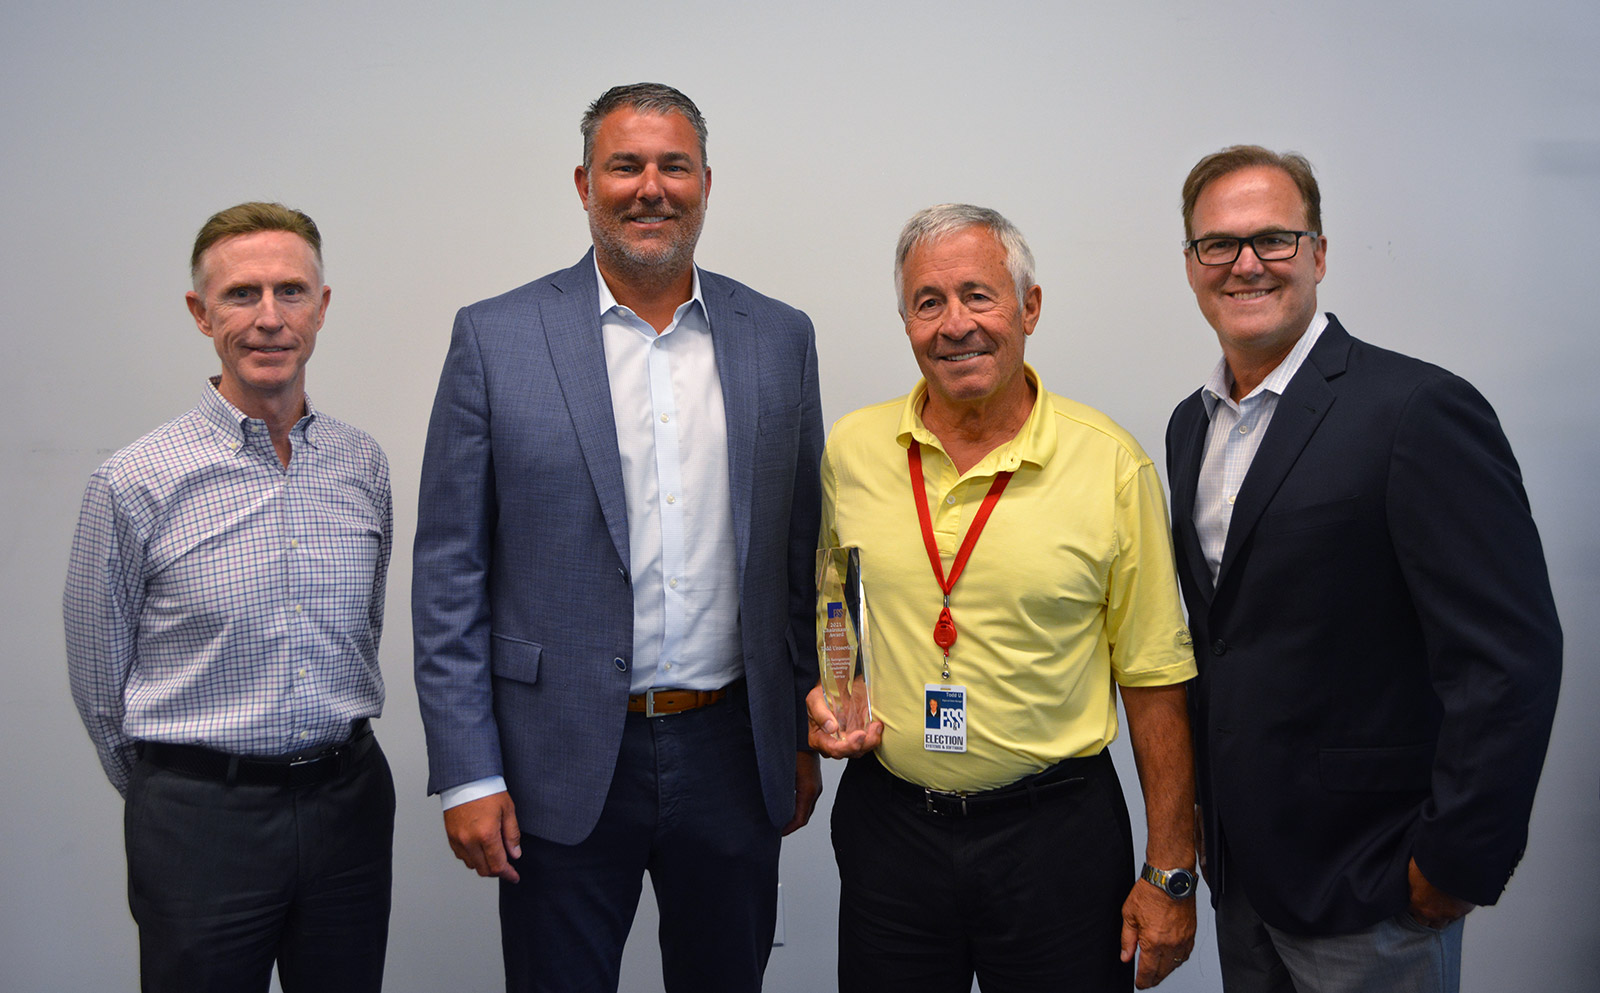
[
  {"x1": 137, "y1": 719, "x2": 373, "y2": 788},
  {"x1": 867, "y1": 750, "x2": 1099, "y2": 817}
]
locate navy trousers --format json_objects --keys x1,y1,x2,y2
[{"x1": 498, "y1": 692, "x2": 783, "y2": 993}]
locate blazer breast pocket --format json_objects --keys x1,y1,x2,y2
[
  {"x1": 754, "y1": 401, "x2": 802, "y2": 467},
  {"x1": 1319, "y1": 743, "x2": 1433, "y2": 793},
  {"x1": 489, "y1": 633, "x2": 542, "y2": 685},
  {"x1": 1258, "y1": 496, "x2": 1359, "y2": 536},
  {"x1": 756, "y1": 391, "x2": 801, "y2": 436}
]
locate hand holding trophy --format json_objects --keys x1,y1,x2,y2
[{"x1": 812, "y1": 547, "x2": 879, "y2": 756}]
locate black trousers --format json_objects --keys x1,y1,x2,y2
[
  {"x1": 832, "y1": 751, "x2": 1136, "y2": 993},
  {"x1": 124, "y1": 734, "x2": 395, "y2": 993}
]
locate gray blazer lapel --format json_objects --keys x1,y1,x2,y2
[
  {"x1": 703, "y1": 271, "x2": 756, "y2": 585},
  {"x1": 544, "y1": 253, "x2": 630, "y2": 569},
  {"x1": 1216, "y1": 319, "x2": 1350, "y2": 587}
]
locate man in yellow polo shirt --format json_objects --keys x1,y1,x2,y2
[{"x1": 808, "y1": 204, "x2": 1198, "y2": 992}]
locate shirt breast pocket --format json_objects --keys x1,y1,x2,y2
[{"x1": 299, "y1": 516, "x2": 383, "y2": 609}]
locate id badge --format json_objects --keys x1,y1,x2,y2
[{"x1": 923, "y1": 684, "x2": 967, "y2": 753}]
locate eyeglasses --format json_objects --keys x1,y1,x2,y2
[{"x1": 1185, "y1": 230, "x2": 1318, "y2": 266}]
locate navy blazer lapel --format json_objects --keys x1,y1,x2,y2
[
  {"x1": 1170, "y1": 393, "x2": 1216, "y2": 602},
  {"x1": 702, "y1": 270, "x2": 756, "y2": 584},
  {"x1": 1216, "y1": 317, "x2": 1350, "y2": 586},
  {"x1": 543, "y1": 251, "x2": 631, "y2": 569}
]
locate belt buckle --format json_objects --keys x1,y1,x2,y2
[
  {"x1": 644, "y1": 688, "x2": 666, "y2": 719},
  {"x1": 285, "y1": 750, "x2": 322, "y2": 787},
  {"x1": 923, "y1": 787, "x2": 968, "y2": 816},
  {"x1": 286, "y1": 741, "x2": 345, "y2": 786}
]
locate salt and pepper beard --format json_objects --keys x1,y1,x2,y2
[{"x1": 586, "y1": 179, "x2": 707, "y2": 293}]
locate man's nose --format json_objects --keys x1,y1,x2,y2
[
  {"x1": 1231, "y1": 241, "x2": 1268, "y2": 275},
  {"x1": 939, "y1": 303, "x2": 978, "y2": 337},
  {"x1": 256, "y1": 293, "x2": 285, "y2": 329},
  {"x1": 637, "y1": 165, "x2": 664, "y2": 200}
]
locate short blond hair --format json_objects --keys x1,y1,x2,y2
[{"x1": 190, "y1": 202, "x2": 322, "y2": 289}]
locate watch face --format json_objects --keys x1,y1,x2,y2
[{"x1": 1166, "y1": 869, "x2": 1195, "y2": 898}]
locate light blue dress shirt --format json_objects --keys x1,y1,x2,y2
[
  {"x1": 596, "y1": 261, "x2": 742, "y2": 694},
  {"x1": 65, "y1": 380, "x2": 392, "y2": 797},
  {"x1": 441, "y1": 262, "x2": 743, "y2": 811}
]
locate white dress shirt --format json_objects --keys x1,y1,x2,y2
[
  {"x1": 595, "y1": 259, "x2": 742, "y2": 694},
  {"x1": 1195, "y1": 312, "x2": 1328, "y2": 583}
]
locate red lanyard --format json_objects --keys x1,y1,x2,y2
[{"x1": 908, "y1": 442, "x2": 1012, "y2": 665}]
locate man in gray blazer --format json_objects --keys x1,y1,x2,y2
[{"x1": 413, "y1": 83, "x2": 825, "y2": 992}]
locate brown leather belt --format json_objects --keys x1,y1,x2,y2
[{"x1": 627, "y1": 687, "x2": 727, "y2": 717}]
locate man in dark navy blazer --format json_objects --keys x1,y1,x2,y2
[
  {"x1": 1165, "y1": 145, "x2": 1561, "y2": 993},
  {"x1": 413, "y1": 83, "x2": 824, "y2": 992}
]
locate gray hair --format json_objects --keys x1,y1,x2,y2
[
  {"x1": 894, "y1": 204, "x2": 1036, "y2": 317},
  {"x1": 581, "y1": 82, "x2": 708, "y2": 171}
]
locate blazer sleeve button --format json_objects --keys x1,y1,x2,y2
[
  {"x1": 614, "y1": 657, "x2": 628, "y2": 671},
  {"x1": 1211, "y1": 639, "x2": 1228, "y2": 656}
]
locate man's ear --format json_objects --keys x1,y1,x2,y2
[
  {"x1": 575, "y1": 165, "x2": 591, "y2": 210},
  {"x1": 186, "y1": 291, "x2": 213, "y2": 338}
]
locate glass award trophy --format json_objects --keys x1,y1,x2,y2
[{"x1": 816, "y1": 546, "x2": 872, "y2": 735}]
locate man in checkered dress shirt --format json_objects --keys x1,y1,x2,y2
[{"x1": 64, "y1": 202, "x2": 395, "y2": 993}]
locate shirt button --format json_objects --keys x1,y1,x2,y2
[
  {"x1": 297, "y1": 667, "x2": 307, "y2": 677},
  {"x1": 1226, "y1": 494, "x2": 1236, "y2": 505},
  {"x1": 1238, "y1": 424, "x2": 1250, "y2": 434},
  {"x1": 298, "y1": 730, "x2": 310, "y2": 740},
  {"x1": 669, "y1": 577, "x2": 680, "y2": 589},
  {"x1": 288, "y1": 538, "x2": 299, "y2": 549},
  {"x1": 946, "y1": 495, "x2": 956, "y2": 505},
  {"x1": 666, "y1": 494, "x2": 677, "y2": 504},
  {"x1": 660, "y1": 413, "x2": 670, "y2": 423},
  {"x1": 663, "y1": 662, "x2": 673, "y2": 671},
  {"x1": 614, "y1": 657, "x2": 628, "y2": 671},
  {"x1": 293, "y1": 604, "x2": 303, "y2": 613}
]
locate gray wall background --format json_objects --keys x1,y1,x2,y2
[{"x1": 4, "y1": 2, "x2": 1596, "y2": 990}]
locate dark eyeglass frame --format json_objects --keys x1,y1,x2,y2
[{"x1": 1184, "y1": 230, "x2": 1319, "y2": 266}]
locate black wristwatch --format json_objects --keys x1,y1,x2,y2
[{"x1": 1141, "y1": 862, "x2": 1197, "y2": 900}]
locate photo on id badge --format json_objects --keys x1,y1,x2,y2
[{"x1": 924, "y1": 684, "x2": 966, "y2": 753}]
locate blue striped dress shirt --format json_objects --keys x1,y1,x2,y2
[{"x1": 64, "y1": 379, "x2": 392, "y2": 796}]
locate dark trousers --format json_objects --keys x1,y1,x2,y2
[
  {"x1": 124, "y1": 734, "x2": 395, "y2": 993},
  {"x1": 832, "y1": 751, "x2": 1135, "y2": 993},
  {"x1": 499, "y1": 693, "x2": 782, "y2": 993}
]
